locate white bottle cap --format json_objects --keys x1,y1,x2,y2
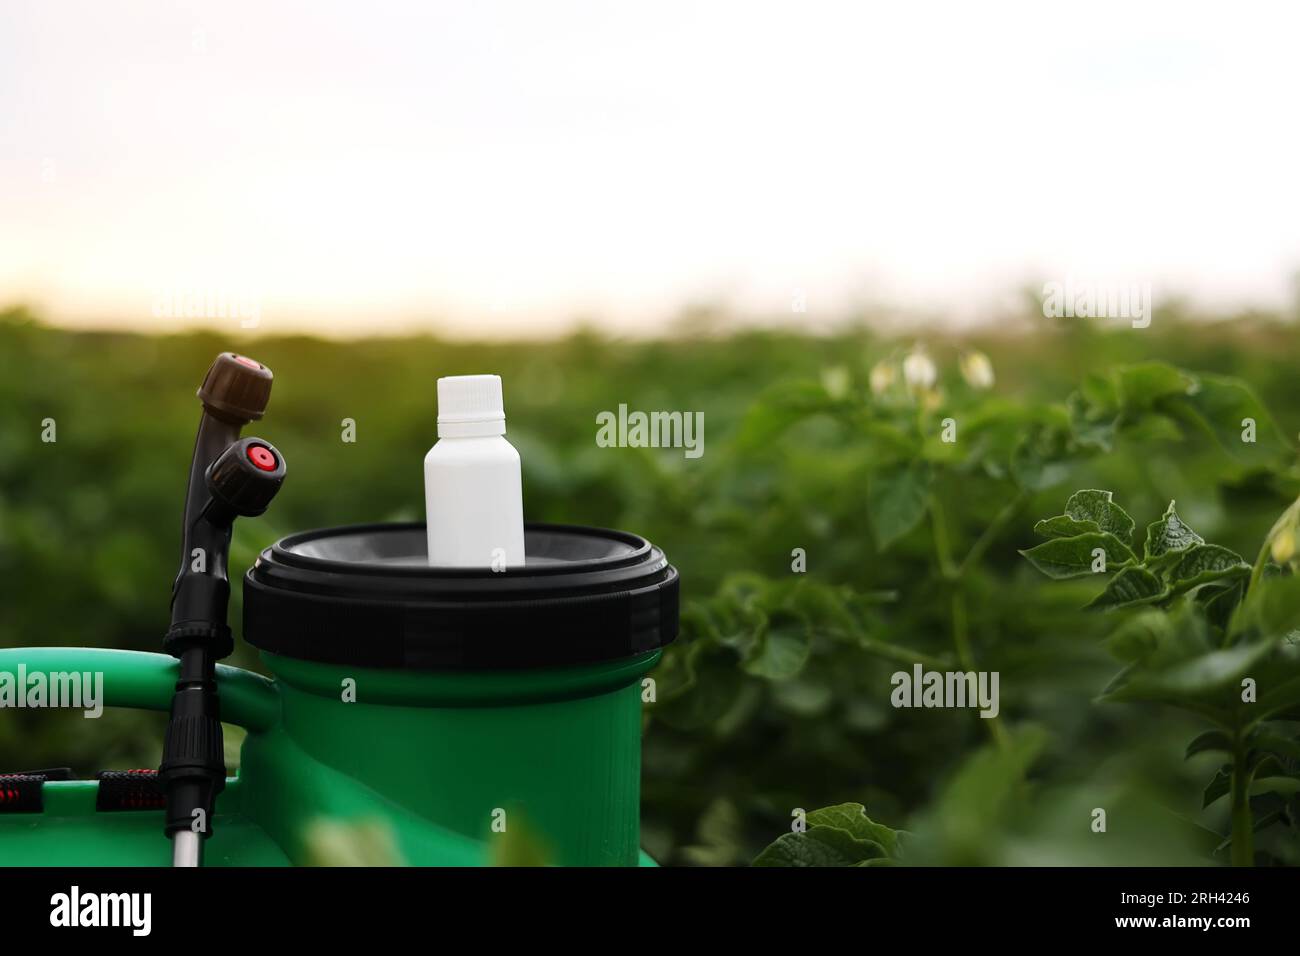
[{"x1": 437, "y1": 374, "x2": 506, "y2": 437}]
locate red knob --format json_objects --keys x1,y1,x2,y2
[{"x1": 247, "y1": 444, "x2": 278, "y2": 472}]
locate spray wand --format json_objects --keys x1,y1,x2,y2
[{"x1": 160, "y1": 353, "x2": 285, "y2": 866}]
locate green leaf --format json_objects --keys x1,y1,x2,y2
[
  {"x1": 1079, "y1": 370, "x2": 1119, "y2": 413},
  {"x1": 1233, "y1": 574, "x2": 1300, "y2": 641},
  {"x1": 904, "y1": 727, "x2": 1047, "y2": 864},
  {"x1": 1105, "y1": 609, "x2": 1174, "y2": 663},
  {"x1": 752, "y1": 826, "x2": 882, "y2": 866},
  {"x1": 1067, "y1": 391, "x2": 1118, "y2": 452},
  {"x1": 1200, "y1": 581, "x2": 1245, "y2": 630},
  {"x1": 1067, "y1": 375, "x2": 1120, "y2": 451},
  {"x1": 1252, "y1": 646, "x2": 1300, "y2": 722},
  {"x1": 1105, "y1": 641, "x2": 1277, "y2": 719},
  {"x1": 1250, "y1": 776, "x2": 1300, "y2": 797},
  {"x1": 1185, "y1": 730, "x2": 1232, "y2": 759},
  {"x1": 735, "y1": 380, "x2": 843, "y2": 450},
  {"x1": 1033, "y1": 515, "x2": 1100, "y2": 539},
  {"x1": 1019, "y1": 532, "x2": 1136, "y2": 579},
  {"x1": 1167, "y1": 373, "x2": 1291, "y2": 466},
  {"x1": 654, "y1": 644, "x2": 745, "y2": 731},
  {"x1": 752, "y1": 803, "x2": 903, "y2": 867},
  {"x1": 1163, "y1": 544, "x2": 1250, "y2": 596},
  {"x1": 1147, "y1": 644, "x2": 1272, "y2": 695},
  {"x1": 1010, "y1": 424, "x2": 1075, "y2": 491},
  {"x1": 1120, "y1": 412, "x2": 1186, "y2": 444},
  {"x1": 868, "y1": 461, "x2": 931, "y2": 550},
  {"x1": 680, "y1": 798, "x2": 745, "y2": 866},
  {"x1": 1248, "y1": 729, "x2": 1300, "y2": 762},
  {"x1": 771, "y1": 679, "x2": 834, "y2": 717},
  {"x1": 1115, "y1": 362, "x2": 1195, "y2": 410},
  {"x1": 1064, "y1": 489, "x2": 1135, "y2": 542},
  {"x1": 1085, "y1": 566, "x2": 1167, "y2": 611},
  {"x1": 807, "y1": 803, "x2": 901, "y2": 856},
  {"x1": 1246, "y1": 750, "x2": 1283, "y2": 778},
  {"x1": 741, "y1": 612, "x2": 812, "y2": 680},
  {"x1": 1202, "y1": 765, "x2": 1231, "y2": 808},
  {"x1": 1143, "y1": 500, "x2": 1204, "y2": 561}
]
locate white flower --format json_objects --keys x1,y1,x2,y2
[
  {"x1": 869, "y1": 359, "x2": 897, "y2": 396},
  {"x1": 901, "y1": 346, "x2": 937, "y2": 392},
  {"x1": 959, "y1": 350, "x2": 995, "y2": 389}
]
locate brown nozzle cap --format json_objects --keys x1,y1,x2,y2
[{"x1": 197, "y1": 353, "x2": 273, "y2": 423}]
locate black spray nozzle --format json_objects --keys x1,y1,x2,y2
[
  {"x1": 205, "y1": 437, "x2": 286, "y2": 520},
  {"x1": 162, "y1": 353, "x2": 283, "y2": 866},
  {"x1": 169, "y1": 362, "x2": 284, "y2": 646}
]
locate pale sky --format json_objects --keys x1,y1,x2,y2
[{"x1": 2, "y1": 1, "x2": 1299, "y2": 338}]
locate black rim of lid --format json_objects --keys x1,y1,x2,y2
[{"x1": 242, "y1": 522, "x2": 680, "y2": 671}]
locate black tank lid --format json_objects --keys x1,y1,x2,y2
[{"x1": 242, "y1": 522, "x2": 679, "y2": 670}]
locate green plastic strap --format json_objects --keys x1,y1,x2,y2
[{"x1": 0, "y1": 647, "x2": 279, "y2": 732}]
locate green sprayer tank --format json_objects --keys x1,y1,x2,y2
[{"x1": 0, "y1": 354, "x2": 680, "y2": 867}]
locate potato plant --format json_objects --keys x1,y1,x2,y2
[
  {"x1": 741, "y1": 359, "x2": 1299, "y2": 866},
  {"x1": 1023, "y1": 490, "x2": 1300, "y2": 865}
]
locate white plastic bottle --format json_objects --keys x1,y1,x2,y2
[{"x1": 424, "y1": 374, "x2": 526, "y2": 569}]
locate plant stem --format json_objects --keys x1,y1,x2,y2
[
  {"x1": 952, "y1": 588, "x2": 1008, "y2": 749},
  {"x1": 931, "y1": 493, "x2": 1008, "y2": 749},
  {"x1": 1246, "y1": 539, "x2": 1271, "y2": 603},
  {"x1": 1235, "y1": 495, "x2": 1299, "y2": 643},
  {"x1": 1229, "y1": 730, "x2": 1254, "y2": 867},
  {"x1": 854, "y1": 635, "x2": 951, "y2": 671},
  {"x1": 929, "y1": 494, "x2": 958, "y2": 581},
  {"x1": 950, "y1": 587, "x2": 974, "y2": 669},
  {"x1": 959, "y1": 489, "x2": 1031, "y2": 577}
]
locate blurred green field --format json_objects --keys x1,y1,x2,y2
[{"x1": 2, "y1": 303, "x2": 1298, "y2": 865}]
